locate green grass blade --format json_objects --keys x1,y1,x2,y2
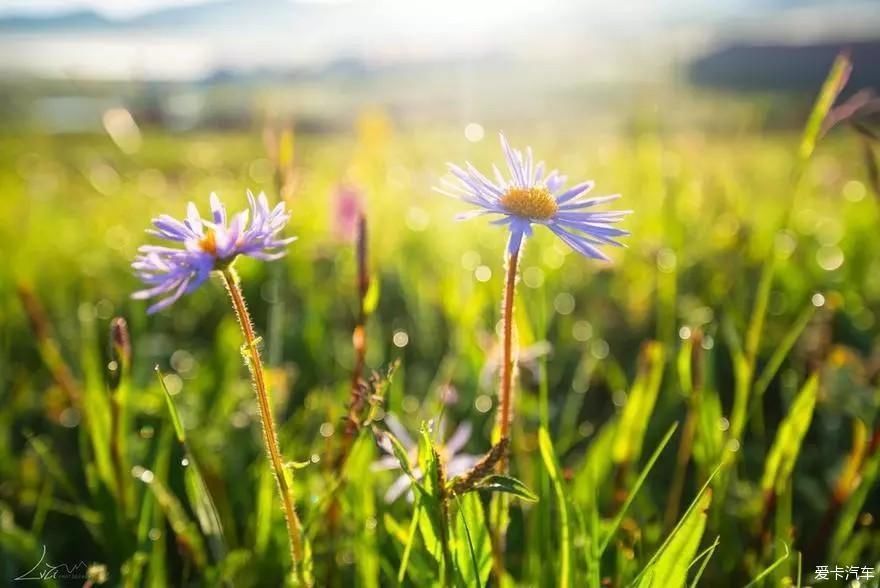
[
  {"x1": 760, "y1": 374, "x2": 819, "y2": 494},
  {"x1": 539, "y1": 426, "x2": 571, "y2": 588},
  {"x1": 398, "y1": 494, "x2": 423, "y2": 583},
  {"x1": 688, "y1": 536, "x2": 720, "y2": 588},
  {"x1": 156, "y1": 367, "x2": 227, "y2": 562},
  {"x1": 135, "y1": 466, "x2": 208, "y2": 570},
  {"x1": 455, "y1": 493, "x2": 492, "y2": 588},
  {"x1": 753, "y1": 302, "x2": 817, "y2": 400},
  {"x1": 744, "y1": 542, "x2": 791, "y2": 588},
  {"x1": 600, "y1": 423, "x2": 679, "y2": 555},
  {"x1": 612, "y1": 342, "x2": 666, "y2": 465},
  {"x1": 632, "y1": 462, "x2": 723, "y2": 585},
  {"x1": 798, "y1": 51, "x2": 852, "y2": 161},
  {"x1": 647, "y1": 489, "x2": 712, "y2": 588},
  {"x1": 829, "y1": 436, "x2": 880, "y2": 558}
]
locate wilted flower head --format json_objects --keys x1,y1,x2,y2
[
  {"x1": 436, "y1": 134, "x2": 631, "y2": 259},
  {"x1": 373, "y1": 414, "x2": 479, "y2": 503},
  {"x1": 132, "y1": 191, "x2": 295, "y2": 313}
]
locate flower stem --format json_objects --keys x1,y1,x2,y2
[
  {"x1": 497, "y1": 246, "x2": 520, "y2": 446},
  {"x1": 491, "y1": 242, "x2": 520, "y2": 583},
  {"x1": 220, "y1": 267, "x2": 306, "y2": 583}
]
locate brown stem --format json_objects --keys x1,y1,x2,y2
[
  {"x1": 328, "y1": 213, "x2": 368, "y2": 586},
  {"x1": 221, "y1": 267, "x2": 306, "y2": 583},
  {"x1": 497, "y1": 247, "x2": 520, "y2": 447},
  {"x1": 342, "y1": 213, "x2": 370, "y2": 451},
  {"x1": 490, "y1": 245, "x2": 520, "y2": 584}
]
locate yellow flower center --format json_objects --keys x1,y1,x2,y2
[
  {"x1": 499, "y1": 187, "x2": 558, "y2": 220},
  {"x1": 198, "y1": 229, "x2": 218, "y2": 255}
]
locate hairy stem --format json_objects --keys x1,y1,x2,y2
[
  {"x1": 498, "y1": 246, "x2": 520, "y2": 446},
  {"x1": 491, "y1": 243, "x2": 521, "y2": 583},
  {"x1": 221, "y1": 267, "x2": 306, "y2": 583}
]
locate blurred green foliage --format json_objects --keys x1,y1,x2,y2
[{"x1": 1, "y1": 76, "x2": 880, "y2": 586}]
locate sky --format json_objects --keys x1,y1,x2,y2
[{"x1": 0, "y1": 0, "x2": 217, "y2": 18}]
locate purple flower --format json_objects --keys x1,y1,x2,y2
[
  {"x1": 333, "y1": 182, "x2": 364, "y2": 242},
  {"x1": 132, "y1": 192, "x2": 295, "y2": 313},
  {"x1": 435, "y1": 134, "x2": 631, "y2": 258},
  {"x1": 373, "y1": 414, "x2": 479, "y2": 503}
]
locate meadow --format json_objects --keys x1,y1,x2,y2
[{"x1": 1, "y1": 59, "x2": 879, "y2": 587}]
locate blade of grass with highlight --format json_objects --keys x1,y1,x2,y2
[
  {"x1": 799, "y1": 52, "x2": 853, "y2": 161},
  {"x1": 632, "y1": 463, "x2": 723, "y2": 585},
  {"x1": 600, "y1": 423, "x2": 679, "y2": 555},
  {"x1": 455, "y1": 493, "x2": 492, "y2": 588},
  {"x1": 688, "y1": 536, "x2": 720, "y2": 588},
  {"x1": 538, "y1": 426, "x2": 571, "y2": 588},
  {"x1": 573, "y1": 418, "x2": 617, "y2": 509},
  {"x1": 136, "y1": 468, "x2": 208, "y2": 570},
  {"x1": 612, "y1": 342, "x2": 666, "y2": 466},
  {"x1": 744, "y1": 542, "x2": 791, "y2": 588},
  {"x1": 753, "y1": 302, "x2": 817, "y2": 401},
  {"x1": 829, "y1": 439, "x2": 880, "y2": 558},
  {"x1": 730, "y1": 52, "x2": 851, "y2": 449},
  {"x1": 398, "y1": 494, "x2": 423, "y2": 583},
  {"x1": 773, "y1": 479, "x2": 794, "y2": 585},
  {"x1": 644, "y1": 489, "x2": 712, "y2": 588},
  {"x1": 760, "y1": 374, "x2": 819, "y2": 495},
  {"x1": 156, "y1": 366, "x2": 227, "y2": 562}
]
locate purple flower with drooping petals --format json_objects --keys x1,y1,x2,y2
[
  {"x1": 132, "y1": 191, "x2": 295, "y2": 313},
  {"x1": 435, "y1": 133, "x2": 631, "y2": 259},
  {"x1": 373, "y1": 414, "x2": 479, "y2": 503}
]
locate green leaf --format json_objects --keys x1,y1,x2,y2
[
  {"x1": 383, "y1": 429, "x2": 416, "y2": 480},
  {"x1": 645, "y1": 488, "x2": 712, "y2": 588},
  {"x1": 573, "y1": 418, "x2": 617, "y2": 509},
  {"x1": 744, "y1": 542, "x2": 791, "y2": 588},
  {"x1": 157, "y1": 367, "x2": 226, "y2": 562},
  {"x1": 677, "y1": 335, "x2": 694, "y2": 398},
  {"x1": 633, "y1": 464, "x2": 722, "y2": 586},
  {"x1": 538, "y1": 427, "x2": 570, "y2": 588},
  {"x1": 363, "y1": 275, "x2": 381, "y2": 315},
  {"x1": 136, "y1": 467, "x2": 208, "y2": 570},
  {"x1": 753, "y1": 302, "x2": 816, "y2": 400},
  {"x1": 25, "y1": 432, "x2": 81, "y2": 502},
  {"x1": 589, "y1": 489, "x2": 601, "y2": 588},
  {"x1": 601, "y1": 423, "x2": 679, "y2": 554},
  {"x1": 156, "y1": 366, "x2": 185, "y2": 442},
  {"x1": 799, "y1": 51, "x2": 852, "y2": 161},
  {"x1": 397, "y1": 495, "x2": 423, "y2": 583},
  {"x1": 416, "y1": 424, "x2": 442, "y2": 564},
  {"x1": 760, "y1": 374, "x2": 819, "y2": 495},
  {"x1": 829, "y1": 434, "x2": 880, "y2": 558},
  {"x1": 613, "y1": 342, "x2": 666, "y2": 464},
  {"x1": 688, "y1": 536, "x2": 720, "y2": 588},
  {"x1": 454, "y1": 493, "x2": 492, "y2": 588},
  {"x1": 474, "y1": 474, "x2": 538, "y2": 502}
]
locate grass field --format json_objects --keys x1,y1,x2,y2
[{"x1": 1, "y1": 61, "x2": 879, "y2": 587}]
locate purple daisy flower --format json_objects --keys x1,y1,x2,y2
[
  {"x1": 132, "y1": 191, "x2": 295, "y2": 313},
  {"x1": 435, "y1": 134, "x2": 631, "y2": 258},
  {"x1": 373, "y1": 414, "x2": 479, "y2": 503}
]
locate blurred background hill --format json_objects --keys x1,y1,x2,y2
[{"x1": 0, "y1": 0, "x2": 878, "y2": 134}]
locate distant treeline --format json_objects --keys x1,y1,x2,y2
[{"x1": 690, "y1": 39, "x2": 880, "y2": 92}]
